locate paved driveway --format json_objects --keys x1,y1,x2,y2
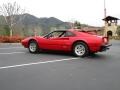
[{"x1": 0, "y1": 40, "x2": 120, "y2": 90}]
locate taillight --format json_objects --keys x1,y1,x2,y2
[{"x1": 103, "y1": 37, "x2": 108, "y2": 44}]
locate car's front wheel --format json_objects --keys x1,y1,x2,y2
[
  {"x1": 28, "y1": 40, "x2": 39, "y2": 53},
  {"x1": 72, "y1": 42, "x2": 89, "y2": 57}
]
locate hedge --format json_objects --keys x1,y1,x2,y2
[{"x1": 0, "y1": 36, "x2": 25, "y2": 43}]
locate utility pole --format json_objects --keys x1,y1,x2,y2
[
  {"x1": 104, "y1": 0, "x2": 106, "y2": 18},
  {"x1": 104, "y1": 0, "x2": 107, "y2": 36}
]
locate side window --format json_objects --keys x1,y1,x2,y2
[
  {"x1": 64, "y1": 31, "x2": 75, "y2": 37},
  {"x1": 47, "y1": 31, "x2": 64, "y2": 38}
]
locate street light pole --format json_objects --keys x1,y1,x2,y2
[
  {"x1": 104, "y1": 0, "x2": 107, "y2": 36},
  {"x1": 104, "y1": 0, "x2": 106, "y2": 18}
]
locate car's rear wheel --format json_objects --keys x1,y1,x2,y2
[
  {"x1": 29, "y1": 40, "x2": 39, "y2": 53},
  {"x1": 72, "y1": 42, "x2": 89, "y2": 57}
]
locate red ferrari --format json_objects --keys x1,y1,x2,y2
[{"x1": 21, "y1": 29, "x2": 111, "y2": 57}]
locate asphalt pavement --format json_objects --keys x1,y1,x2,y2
[{"x1": 0, "y1": 40, "x2": 120, "y2": 90}]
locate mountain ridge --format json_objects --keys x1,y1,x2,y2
[{"x1": 0, "y1": 13, "x2": 94, "y2": 36}]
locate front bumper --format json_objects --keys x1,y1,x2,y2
[
  {"x1": 21, "y1": 40, "x2": 28, "y2": 48},
  {"x1": 100, "y1": 44, "x2": 112, "y2": 52}
]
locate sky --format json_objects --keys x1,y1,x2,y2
[{"x1": 0, "y1": 0, "x2": 120, "y2": 26}]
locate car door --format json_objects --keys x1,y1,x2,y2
[
  {"x1": 39, "y1": 31, "x2": 66, "y2": 50},
  {"x1": 48, "y1": 37, "x2": 69, "y2": 50},
  {"x1": 46, "y1": 37, "x2": 66, "y2": 50},
  {"x1": 40, "y1": 31, "x2": 75, "y2": 51}
]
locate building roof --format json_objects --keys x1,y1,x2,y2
[
  {"x1": 82, "y1": 27, "x2": 103, "y2": 31},
  {"x1": 103, "y1": 16, "x2": 119, "y2": 21}
]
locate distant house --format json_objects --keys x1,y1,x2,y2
[
  {"x1": 103, "y1": 16, "x2": 119, "y2": 37},
  {"x1": 81, "y1": 26, "x2": 104, "y2": 35}
]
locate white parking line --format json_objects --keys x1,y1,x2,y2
[
  {"x1": 0, "y1": 47, "x2": 23, "y2": 50},
  {"x1": 0, "y1": 52, "x2": 25, "y2": 55},
  {"x1": 0, "y1": 58, "x2": 79, "y2": 70}
]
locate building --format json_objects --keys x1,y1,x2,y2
[
  {"x1": 103, "y1": 16, "x2": 119, "y2": 37},
  {"x1": 82, "y1": 26, "x2": 104, "y2": 35}
]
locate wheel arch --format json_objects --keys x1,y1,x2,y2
[
  {"x1": 72, "y1": 40, "x2": 90, "y2": 51},
  {"x1": 28, "y1": 39, "x2": 35, "y2": 43},
  {"x1": 28, "y1": 39, "x2": 38, "y2": 45}
]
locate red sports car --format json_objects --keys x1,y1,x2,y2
[{"x1": 21, "y1": 29, "x2": 111, "y2": 57}]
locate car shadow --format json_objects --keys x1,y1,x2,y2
[
  {"x1": 84, "y1": 53, "x2": 112, "y2": 61},
  {"x1": 31, "y1": 50, "x2": 73, "y2": 57},
  {"x1": 28, "y1": 50, "x2": 111, "y2": 60}
]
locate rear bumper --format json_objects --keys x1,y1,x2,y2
[{"x1": 100, "y1": 44, "x2": 112, "y2": 52}]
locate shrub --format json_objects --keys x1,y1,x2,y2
[{"x1": 0, "y1": 35, "x2": 25, "y2": 43}]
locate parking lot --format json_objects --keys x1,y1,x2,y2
[{"x1": 0, "y1": 40, "x2": 120, "y2": 90}]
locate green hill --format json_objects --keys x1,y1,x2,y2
[{"x1": 0, "y1": 13, "x2": 89, "y2": 36}]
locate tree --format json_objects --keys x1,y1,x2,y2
[
  {"x1": 74, "y1": 21, "x2": 81, "y2": 29},
  {"x1": 4, "y1": 25, "x2": 10, "y2": 36},
  {"x1": 116, "y1": 26, "x2": 120, "y2": 36},
  {"x1": 0, "y1": 2, "x2": 25, "y2": 37}
]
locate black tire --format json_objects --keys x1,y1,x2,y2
[
  {"x1": 72, "y1": 42, "x2": 89, "y2": 57},
  {"x1": 28, "y1": 40, "x2": 39, "y2": 53}
]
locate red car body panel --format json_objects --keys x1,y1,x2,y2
[{"x1": 21, "y1": 29, "x2": 110, "y2": 53}]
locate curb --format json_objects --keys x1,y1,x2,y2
[{"x1": 0, "y1": 43, "x2": 21, "y2": 45}]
